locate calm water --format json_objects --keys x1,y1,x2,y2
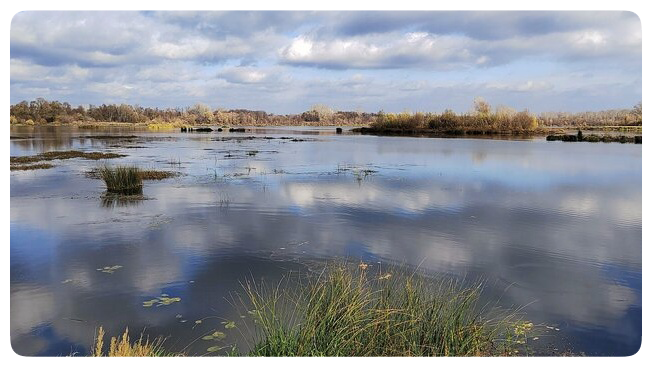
[{"x1": 10, "y1": 126, "x2": 641, "y2": 356}]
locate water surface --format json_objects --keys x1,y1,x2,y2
[{"x1": 10, "y1": 126, "x2": 641, "y2": 356}]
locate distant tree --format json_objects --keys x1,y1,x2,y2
[
  {"x1": 187, "y1": 103, "x2": 214, "y2": 124},
  {"x1": 633, "y1": 101, "x2": 642, "y2": 124},
  {"x1": 473, "y1": 97, "x2": 491, "y2": 115}
]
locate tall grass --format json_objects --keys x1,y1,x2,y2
[
  {"x1": 99, "y1": 165, "x2": 143, "y2": 195},
  {"x1": 372, "y1": 109, "x2": 538, "y2": 133},
  {"x1": 92, "y1": 326, "x2": 173, "y2": 357},
  {"x1": 241, "y1": 264, "x2": 521, "y2": 356}
]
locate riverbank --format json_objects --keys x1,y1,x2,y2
[{"x1": 352, "y1": 126, "x2": 642, "y2": 143}]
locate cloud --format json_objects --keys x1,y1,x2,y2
[
  {"x1": 217, "y1": 66, "x2": 272, "y2": 84},
  {"x1": 280, "y1": 32, "x2": 481, "y2": 69},
  {"x1": 9, "y1": 11, "x2": 642, "y2": 113},
  {"x1": 485, "y1": 80, "x2": 554, "y2": 93}
]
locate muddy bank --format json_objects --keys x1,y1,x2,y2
[{"x1": 546, "y1": 132, "x2": 642, "y2": 144}]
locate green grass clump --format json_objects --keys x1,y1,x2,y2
[
  {"x1": 100, "y1": 165, "x2": 143, "y2": 195},
  {"x1": 242, "y1": 264, "x2": 520, "y2": 356}
]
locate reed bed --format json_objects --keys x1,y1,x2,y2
[
  {"x1": 370, "y1": 109, "x2": 539, "y2": 133},
  {"x1": 99, "y1": 165, "x2": 143, "y2": 195},
  {"x1": 240, "y1": 264, "x2": 522, "y2": 356}
]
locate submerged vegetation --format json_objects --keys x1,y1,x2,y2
[
  {"x1": 10, "y1": 97, "x2": 642, "y2": 128},
  {"x1": 99, "y1": 166, "x2": 143, "y2": 195}
]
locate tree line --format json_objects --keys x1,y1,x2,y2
[{"x1": 9, "y1": 98, "x2": 641, "y2": 127}]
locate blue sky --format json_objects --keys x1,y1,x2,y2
[{"x1": 10, "y1": 11, "x2": 642, "y2": 114}]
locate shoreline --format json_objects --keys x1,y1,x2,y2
[{"x1": 9, "y1": 122, "x2": 642, "y2": 143}]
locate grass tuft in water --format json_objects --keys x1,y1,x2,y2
[
  {"x1": 241, "y1": 264, "x2": 521, "y2": 356},
  {"x1": 99, "y1": 165, "x2": 143, "y2": 195},
  {"x1": 92, "y1": 326, "x2": 178, "y2": 356}
]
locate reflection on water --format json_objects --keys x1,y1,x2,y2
[{"x1": 10, "y1": 126, "x2": 641, "y2": 356}]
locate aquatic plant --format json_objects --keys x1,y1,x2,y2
[
  {"x1": 138, "y1": 170, "x2": 179, "y2": 180},
  {"x1": 142, "y1": 294, "x2": 182, "y2": 307},
  {"x1": 92, "y1": 327, "x2": 177, "y2": 357},
  {"x1": 99, "y1": 165, "x2": 143, "y2": 195},
  {"x1": 10, "y1": 150, "x2": 126, "y2": 165},
  {"x1": 10, "y1": 163, "x2": 55, "y2": 171},
  {"x1": 88, "y1": 168, "x2": 178, "y2": 180},
  {"x1": 240, "y1": 264, "x2": 522, "y2": 356}
]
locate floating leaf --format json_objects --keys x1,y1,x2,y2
[
  {"x1": 206, "y1": 346, "x2": 222, "y2": 353},
  {"x1": 212, "y1": 331, "x2": 226, "y2": 340},
  {"x1": 142, "y1": 294, "x2": 181, "y2": 308},
  {"x1": 195, "y1": 320, "x2": 203, "y2": 324},
  {"x1": 222, "y1": 321, "x2": 236, "y2": 329},
  {"x1": 202, "y1": 335, "x2": 215, "y2": 341}
]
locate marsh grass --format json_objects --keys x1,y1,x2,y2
[
  {"x1": 370, "y1": 110, "x2": 539, "y2": 134},
  {"x1": 239, "y1": 264, "x2": 523, "y2": 356},
  {"x1": 10, "y1": 163, "x2": 54, "y2": 171},
  {"x1": 10, "y1": 150, "x2": 126, "y2": 165},
  {"x1": 139, "y1": 170, "x2": 179, "y2": 180},
  {"x1": 92, "y1": 326, "x2": 176, "y2": 357},
  {"x1": 99, "y1": 166, "x2": 143, "y2": 195},
  {"x1": 89, "y1": 167, "x2": 178, "y2": 181}
]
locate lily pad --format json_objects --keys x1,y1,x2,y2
[
  {"x1": 202, "y1": 331, "x2": 226, "y2": 341},
  {"x1": 222, "y1": 321, "x2": 236, "y2": 329},
  {"x1": 142, "y1": 294, "x2": 181, "y2": 307},
  {"x1": 206, "y1": 346, "x2": 222, "y2": 353}
]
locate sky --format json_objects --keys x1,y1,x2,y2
[{"x1": 9, "y1": 11, "x2": 642, "y2": 114}]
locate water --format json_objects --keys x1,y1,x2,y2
[{"x1": 10, "y1": 126, "x2": 641, "y2": 356}]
